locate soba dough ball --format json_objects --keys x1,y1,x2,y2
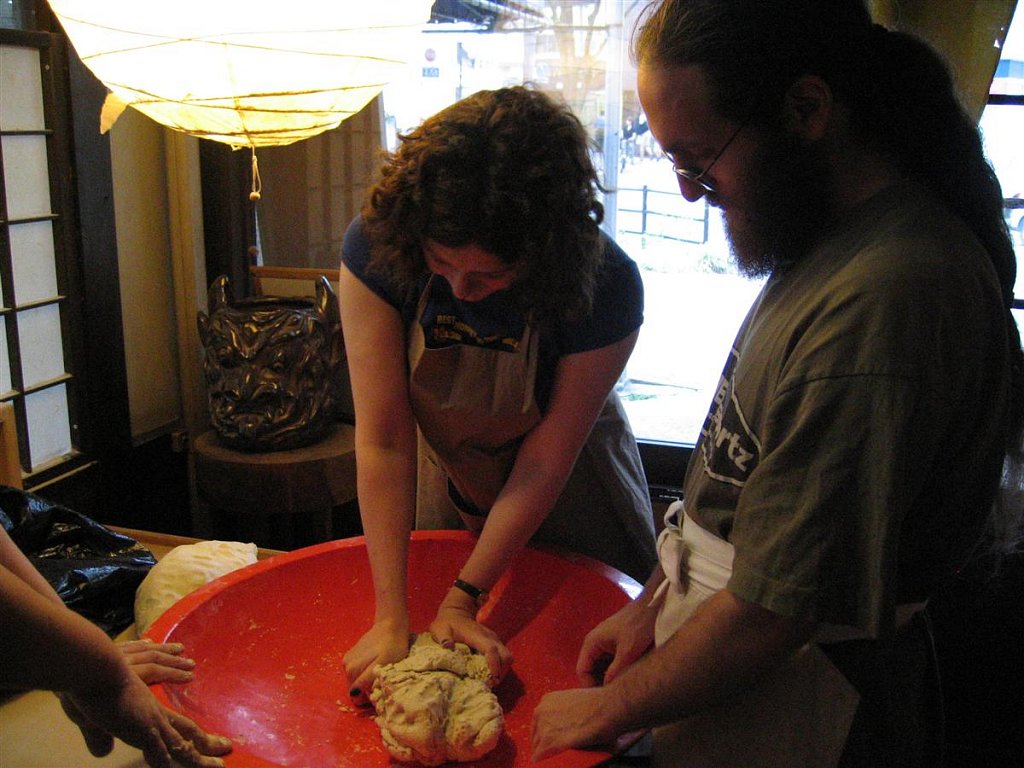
[
  {"x1": 370, "y1": 633, "x2": 503, "y2": 765},
  {"x1": 134, "y1": 540, "x2": 258, "y2": 635}
]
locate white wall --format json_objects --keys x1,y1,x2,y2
[{"x1": 108, "y1": 109, "x2": 184, "y2": 441}]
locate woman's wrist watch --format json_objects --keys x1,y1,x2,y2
[{"x1": 452, "y1": 578, "x2": 489, "y2": 607}]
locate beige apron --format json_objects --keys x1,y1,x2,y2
[
  {"x1": 649, "y1": 500, "x2": 861, "y2": 768},
  {"x1": 408, "y1": 277, "x2": 657, "y2": 581}
]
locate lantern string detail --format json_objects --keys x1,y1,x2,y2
[{"x1": 249, "y1": 149, "x2": 262, "y2": 203}]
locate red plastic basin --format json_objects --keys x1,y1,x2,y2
[{"x1": 146, "y1": 530, "x2": 642, "y2": 767}]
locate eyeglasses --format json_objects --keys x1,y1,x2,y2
[{"x1": 667, "y1": 117, "x2": 748, "y2": 194}]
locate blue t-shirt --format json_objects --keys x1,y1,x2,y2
[{"x1": 341, "y1": 216, "x2": 644, "y2": 408}]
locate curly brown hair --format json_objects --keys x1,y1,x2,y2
[{"x1": 361, "y1": 85, "x2": 605, "y2": 321}]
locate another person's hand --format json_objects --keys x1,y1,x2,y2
[
  {"x1": 58, "y1": 665, "x2": 232, "y2": 768},
  {"x1": 429, "y1": 593, "x2": 512, "y2": 685},
  {"x1": 343, "y1": 620, "x2": 411, "y2": 706},
  {"x1": 119, "y1": 639, "x2": 196, "y2": 685},
  {"x1": 576, "y1": 597, "x2": 656, "y2": 687}
]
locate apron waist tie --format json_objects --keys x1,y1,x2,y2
[
  {"x1": 650, "y1": 502, "x2": 861, "y2": 767},
  {"x1": 650, "y1": 501, "x2": 733, "y2": 609},
  {"x1": 657, "y1": 501, "x2": 927, "y2": 643},
  {"x1": 447, "y1": 477, "x2": 485, "y2": 518}
]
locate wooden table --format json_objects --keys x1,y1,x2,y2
[
  {"x1": 110, "y1": 527, "x2": 284, "y2": 563},
  {"x1": 192, "y1": 422, "x2": 358, "y2": 549}
]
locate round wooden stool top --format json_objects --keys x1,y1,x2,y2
[{"x1": 193, "y1": 423, "x2": 357, "y2": 519}]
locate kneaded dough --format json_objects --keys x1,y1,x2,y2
[
  {"x1": 134, "y1": 540, "x2": 258, "y2": 635},
  {"x1": 370, "y1": 633, "x2": 503, "y2": 765}
]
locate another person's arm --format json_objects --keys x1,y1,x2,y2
[
  {"x1": 430, "y1": 328, "x2": 640, "y2": 677},
  {"x1": 0, "y1": 531, "x2": 232, "y2": 768},
  {"x1": 0, "y1": 526, "x2": 58, "y2": 599},
  {"x1": 530, "y1": 589, "x2": 814, "y2": 761},
  {"x1": 0, "y1": 526, "x2": 198, "y2": 684},
  {"x1": 338, "y1": 262, "x2": 420, "y2": 700}
]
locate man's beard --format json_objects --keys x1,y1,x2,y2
[{"x1": 722, "y1": 130, "x2": 834, "y2": 278}]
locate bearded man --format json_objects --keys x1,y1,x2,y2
[{"x1": 531, "y1": 1, "x2": 1023, "y2": 766}]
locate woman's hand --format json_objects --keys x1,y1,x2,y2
[
  {"x1": 343, "y1": 620, "x2": 411, "y2": 706},
  {"x1": 59, "y1": 666, "x2": 232, "y2": 768},
  {"x1": 118, "y1": 639, "x2": 196, "y2": 685},
  {"x1": 429, "y1": 589, "x2": 512, "y2": 685}
]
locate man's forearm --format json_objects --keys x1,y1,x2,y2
[{"x1": 599, "y1": 589, "x2": 815, "y2": 734}]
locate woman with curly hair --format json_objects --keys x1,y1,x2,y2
[{"x1": 339, "y1": 85, "x2": 657, "y2": 699}]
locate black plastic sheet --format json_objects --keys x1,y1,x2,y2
[{"x1": 0, "y1": 485, "x2": 156, "y2": 636}]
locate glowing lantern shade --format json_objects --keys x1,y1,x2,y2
[{"x1": 45, "y1": 0, "x2": 433, "y2": 149}]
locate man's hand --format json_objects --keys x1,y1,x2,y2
[
  {"x1": 529, "y1": 598, "x2": 653, "y2": 763},
  {"x1": 576, "y1": 597, "x2": 656, "y2": 686},
  {"x1": 531, "y1": 686, "x2": 621, "y2": 763}
]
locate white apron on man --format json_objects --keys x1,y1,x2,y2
[{"x1": 649, "y1": 500, "x2": 860, "y2": 768}]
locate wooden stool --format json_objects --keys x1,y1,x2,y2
[{"x1": 193, "y1": 423, "x2": 358, "y2": 549}]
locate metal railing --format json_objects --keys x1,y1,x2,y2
[{"x1": 617, "y1": 185, "x2": 711, "y2": 244}]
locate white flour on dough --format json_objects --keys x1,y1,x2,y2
[{"x1": 370, "y1": 633, "x2": 503, "y2": 765}]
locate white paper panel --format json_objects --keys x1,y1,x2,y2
[
  {"x1": 10, "y1": 221, "x2": 58, "y2": 303},
  {"x1": 0, "y1": 46, "x2": 44, "y2": 131},
  {"x1": 1, "y1": 135, "x2": 51, "y2": 219},
  {"x1": 0, "y1": 318, "x2": 10, "y2": 395},
  {"x1": 26, "y1": 384, "x2": 72, "y2": 470},
  {"x1": 17, "y1": 304, "x2": 66, "y2": 387}
]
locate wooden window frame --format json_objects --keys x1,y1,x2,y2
[{"x1": 1, "y1": 11, "x2": 132, "y2": 492}]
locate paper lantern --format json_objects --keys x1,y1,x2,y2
[{"x1": 46, "y1": 0, "x2": 433, "y2": 149}]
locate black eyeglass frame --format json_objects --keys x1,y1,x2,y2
[{"x1": 667, "y1": 116, "x2": 749, "y2": 194}]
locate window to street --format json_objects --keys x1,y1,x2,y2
[
  {"x1": 981, "y1": 3, "x2": 1024, "y2": 333},
  {"x1": 383, "y1": 1, "x2": 1024, "y2": 453}
]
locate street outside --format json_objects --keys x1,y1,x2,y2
[
  {"x1": 610, "y1": 156, "x2": 765, "y2": 446},
  {"x1": 611, "y1": 155, "x2": 1024, "y2": 447}
]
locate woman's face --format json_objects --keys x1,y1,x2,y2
[{"x1": 423, "y1": 240, "x2": 520, "y2": 302}]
